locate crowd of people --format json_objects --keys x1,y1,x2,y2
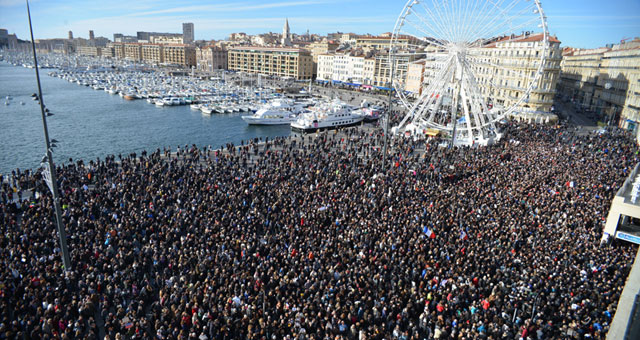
[{"x1": 0, "y1": 121, "x2": 638, "y2": 340}]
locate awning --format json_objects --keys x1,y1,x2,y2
[
  {"x1": 344, "y1": 83, "x2": 361, "y2": 87},
  {"x1": 375, "y1": 86, "x2": 393, "y2": 91}
]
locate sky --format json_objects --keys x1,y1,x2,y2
[{"x1": 0, "y1": 0, "x2": 639, "y2": 49}]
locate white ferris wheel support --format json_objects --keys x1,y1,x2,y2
[{"x1": 390, "y1": 0, "x2": 549, "y2": 145}]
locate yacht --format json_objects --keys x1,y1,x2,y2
[
  {"x1": 291, "y1": 100, "x2": 364, "y2": 133},
  {"x1": 241, "y1": 99, "x2": 305, "y2": 125}
]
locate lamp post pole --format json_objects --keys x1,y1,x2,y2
[
  {"x1": 27, "y1": 0, "x2": 72, "y2": 271},
  {"x1": 382, "y1": 50, "x2": 395, "y2": 170}
]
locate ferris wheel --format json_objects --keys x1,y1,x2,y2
[{"x1": 390, "y1": 0, "x2": 549, "y2": 144}]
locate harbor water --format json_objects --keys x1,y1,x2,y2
[{"x1": 0, "y1": 62, "x2": 291, "y2": 175}]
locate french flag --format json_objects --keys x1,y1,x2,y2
[
  {"x1": 423, "y1": 226, "x2": 435, "y2": 239},
  {"x1": 460, "y1": 230, "x2": 468, "y2": 241}
]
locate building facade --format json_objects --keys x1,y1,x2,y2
[
  {"x1": 317, "y1": 54, "x2": 334, "y2": 81},
  {"x1": 228, "y1": 46, "x2": 313, "y2": 79},
  {"x1": 469, "y1": 33, "x2": 562, "y2": 113},
  {"x1": 557, "y1": 39, "x2": 640, "y2": 130},
  {"x1": 162, "y1": 44, "x2": 196, "y2": 67},
  {"x1": 124, "y1": 43, "x2": 142, "y2": 61},
  {"x1": 183, "y1": 23, "x2": 194, "y2": 44},
  {"x1": 557, "y1": 48, "x2": 608, "y2": 108},
  {"x1": 141, "y1": 44, "x2": 164, "y2": 64},
  {"x1": 405, "y1": 60, "x2": 426, "y2": 95},
  {"x1": 374, "y1": 54, "x2": 417, "y2": 88},
  {"x1": 196, "y1": 46, "x2": 228, "y2": 71},
  {"x1": 356, "y1": 36, "x2": 413, "y2": 51}
]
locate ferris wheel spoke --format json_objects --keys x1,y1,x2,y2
[
  {"x1": 399, "y1": 26, "x2": 449, "y2": 51},
  {"x1": 407, "y1": 38, "x2": 449, "y2": 52},
  {"x1": 417, "y1": 1, "x2": 456, "y2": 43},
  {"x1": 460, "y1": 0, "x2": 496, "y2": 43},
  {"x1": 401, "y1": 19, "x2": 444, "y2": 46},
  {"x1": 409, "y1": 7, "x2": 453, "y2": 46},
  {"x1": 458, "y1": 0, "x2": 479, "y2": 43},
  {"x1": 478, "y1": 13, "x2": 540, "y2": 44},
  {"x1": 471, "y1": 4, "x2": 538, "y2": 43},
  {"x1": 424, "y1": 0, "x2": 457, "y2": 43},
  {"x1": 463, "y1": 0, "x2": 511, "y2": 41},
  {"x1": 448, "y1": 0, "x2": 464, "y2": 42},
  {"x1": 461, "y1": 66, "x2": 491, "y2": 127}
]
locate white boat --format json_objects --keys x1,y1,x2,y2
[
  {"x1": 291, "y1": 100, "x2": 364, "y2": 132},
  {"x1": 201, "y1": 106, "x2": 214, "y2": 115},
  {"x1": 155, "y1": 101, "x2": 165, "y2": 107},
  {"x1": 190, "y1": 104, "x2": 202, "y2": 110},
  {"x1": 241, "y1": 99, "x2": 305, "y2": 125}
]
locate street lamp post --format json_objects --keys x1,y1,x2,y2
[
  {"x1": 382, "y1": 50, "x2": 395, "y2": 170},
  {"x1": 26, "y1": 0, "x2": 72, "y2": 271}
]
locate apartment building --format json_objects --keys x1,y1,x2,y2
[
  {"x1": 228, "y1": 46, "x2": 313, "y2": 80},
  {"x1": 557, "y1": 47, "x2": 608, "y2": 108},
  {"x1": 469, "y1": 33, "x2": 562, "y2": 113},
  {"x1": 558, "y1": 39, "x2": 640, "y2": 130},
  {"x1": 374, "y1": 53, "x2": 417, "y2": 89},
  {"x1": 76, "y1": 46, "x2": 108, "y2": 57},
  {"x1": 162, "y1": 44, "x2": 196, "y2": 67},
  {"x1": 317, "y1": 53, "x2": 377, "y2": 85},
  {"x1": 141, "y1": 44, "x2": 163, "y2": 64},
  {"x1": 124, "y1": 43, "x2": 142, "y2": 61},
  {"x1": 110, "y1": 42, "x2": 125, "y2": 59},
  {"x1": 597, "y1": 40, "x2": 640, "y2": 129},
  {"x1": 317, "y1": 54, "x2": 334, "y2": 81}
]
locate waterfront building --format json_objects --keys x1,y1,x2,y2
[
  {"x1": 162, "y1": 44, "x2": 196, "y2": 67},
  {"x1": 141, "y1": 43, "x2": 164, "y2": 64},
  {"x1": 228, "y1": 46, "x2": 313, "y2": 79},
  {"x1": 374, "y1": 53, "x2": 417, "y2": 88},
  {"x1": 77, "y1": 46, "x2": 103, "y2": 57},
  {"x1": 110, "y1": 42, "x2": 125, "y2": 59},
  {"x1": 196, "y1": 46, "x2": 228, "y2": 71},
  {"x1": 316, "y1": 52, "x2": 371, "y2": 84},
  {"x1": 68, "y1": 31, "x2": 73, "y2": 40},
  {"x1": 124, "y1": 43, "x2": 142, "y2": 61},
  {"x1": 183, "y1": 23, "x2": 194, "y2": 44},
  {"x1": 317, "y1": 54, "x2": 334, "y2": 81}
]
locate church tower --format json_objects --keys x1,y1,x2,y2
[{"x1": 282, "y1": 18, "x2": 291, "y2": 46}]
